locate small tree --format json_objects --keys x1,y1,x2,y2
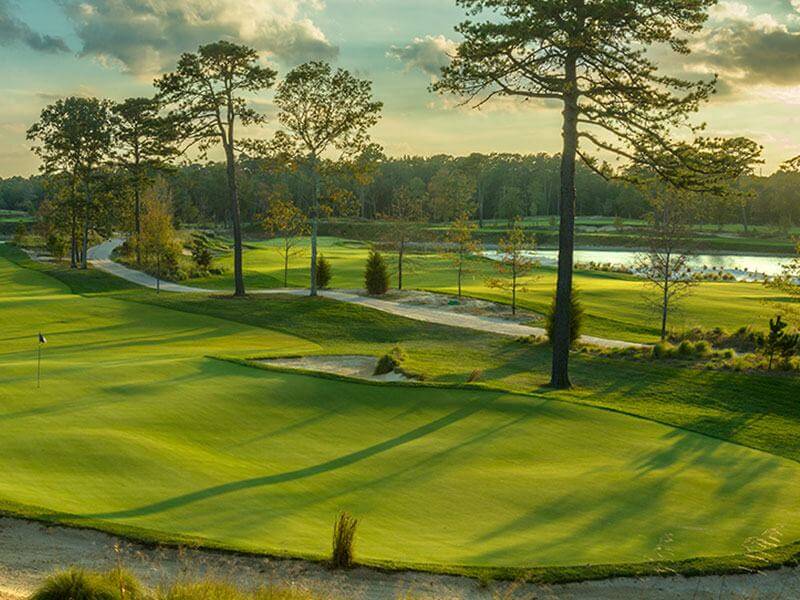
[
  {"x1": 365, "y1": 250, "x2": 390, "y2": 296},
  {"x1": 635, "y1": 191, "x2": 697, "y2": 341},
  {"x1": 446, "y1": 213, "x2": 482, "y2": 299},
  {"x1": 759, "y1": 316, "x2": 799, "y2": 371},
  {"x1": 274, "y1": 61, "x2": 383, "y2": 297},
  {"x1": 766, "y1": 240, "x2": 799, "y2": 314},
  {"x1": 486, "y1": 219, "x2": 537, "y2": 315},
  {"x1": 381, "y1": 181, "x2": 425, "y2": 290},
  {"x1": 138, "y1": 180, "x2": 180, "y2": 292},
  {"x1": 316, "y1": 254, "x2": 332, "y2": 289},
  {"x1": 261, "y1": 195, "x2": 309, "y2": 288},
  {"x1": 156, "y1": 41, "x2": 277, "y2": 297}
]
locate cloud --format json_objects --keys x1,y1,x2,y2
[
  {"x1": 686, "y1": 2, "x2": 800, "y2": 92},
  {"x1": 57, "y1": 0, "x2": 338, "y2": 76},
  {"x1": 0, "y1": 0, "x2": 69, "y2": 53},
  {"x1": 388, "y1": 35, "x2": 457, "y2": 77}
]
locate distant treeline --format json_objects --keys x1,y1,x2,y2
[{"x1": 4, "y1": 153, "x2": 800, "y2": 230}]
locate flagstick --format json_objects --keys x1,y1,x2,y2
[{"x1": 37, "y1": 341, "x2": 42, "y2": 389}]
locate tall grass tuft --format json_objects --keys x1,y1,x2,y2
[
  {"x1": 31, "y1": 568, "x2": 143, "y2": 600},
  {"x1": 331, "y1": 511, "x2": 358, "y2": 569}
]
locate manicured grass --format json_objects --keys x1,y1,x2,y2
[
  {"x1": 2, "y1": 245, "x2": 800, "y2": 579},
  {"x1": 188, "y1": 237, "x2": 793, "y2": 342}
]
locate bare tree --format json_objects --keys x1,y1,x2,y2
[
  {"x1": 487, "y1": 219, "x2": 538, "y2": 315},
  {"x1": 635, "y1": 191, "x2": 697, "y2": 341},
  {"x1": 446, "y1": 213, "x2": 482, "y2": 299},
  {"x1": 380, "y1": 182, "x2": 425, "y2": 290},
  {"x1": 261, "y1": 191, "x2": 309, "y2": 288}
]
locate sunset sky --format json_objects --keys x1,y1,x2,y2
[{"x1": 1, "y1": 0, "x2": 799, "y2": 177}]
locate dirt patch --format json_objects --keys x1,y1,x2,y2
[{"x1": 258, "y1": 355, "x2": 413, "y2": 382}]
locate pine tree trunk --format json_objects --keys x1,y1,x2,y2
[
  {"x1": 81, "y1": 181, "x2": 90, "y2": 270},
  {"x1": 398, "y1": 237, "x2": 404, "y2": 290},
  {"x1": 284, "y1": 245, "x2": 289, "y2": 288},
  {"x1": 70, "y1": 208, "x2": 77, "y2": 269},
  {"x1": 550, "y1": 57, "x2": 579, "y2": 389},
  {"x1": 134, "y1": 183, "x2": 142, "y2": 265},
  {"x1": 225, "y1": 144, "x2": 245, "y2": 297},
  {"x1": 512, "y1": 265, "x2": 517, "y2": 316},
  {"x1": 310, "y1": 157, "x2": 320, "y2": 297},
  {"x1": 457, "y1": 258, "x2": 463, "y2": 299}
]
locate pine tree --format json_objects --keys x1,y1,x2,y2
[
  {"x1": 316, "y1": 254, "x2": 332, "y2": 289},
  {"x1": 364, "y1": 250, "x2": 389, "y2": 296}
]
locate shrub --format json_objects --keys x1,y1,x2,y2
[
  {"x1": 374, "y1": 346, "x2": 405, "y2": 375},
  {"x1": 46, "y1": 233, "x2": 68, "y2": 260},
  {"x1": 316, "y1": 254, "x2": 332, "y2": 289},
  {"x1": 364, "y1": 250, "x2": 389, "y2": 296},
  {"x1": 331, "y1": 511, "x2": 358, "y2": 569},
  {"x1": 32, "y1": 568, "x2": 142, "y2": 600},
  {"x1": 191, "y1": 237, "x2": 214, "y2": 271},
  {"x1": 677, "y1": 340, "x2": 695, "y2": 358},
  {"x1": 652, "y1": 342, "x2": 674, "y2": 359},
  {"x1": 545, "y1": 289, "x2": 584, "y2": 348},
  {"x1": 694, "y1": 341, "x2": 711, "y2": 357}
]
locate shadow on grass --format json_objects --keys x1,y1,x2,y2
[{"x1": 82, "y1": 400, "x2": 494, "y2": 520}]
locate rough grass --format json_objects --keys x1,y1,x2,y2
[
  {"x1": 31, "y1": 569, "x2": 322, "y2": 600},
  {"x1": 3, "y1": 245, "x2": 800, "y2": 581}
]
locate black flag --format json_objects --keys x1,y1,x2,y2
[{"x1": 39, "y1": 333, "x2": 47, "y2": 344}]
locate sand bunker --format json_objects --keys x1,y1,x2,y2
[{"x1": 259, "y1": 355, "x2": 413, "y2": 382}]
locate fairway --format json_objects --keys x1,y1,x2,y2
[
  {"x1": 190, "y1": 237, "x2": 790, "y2": 342},
  {"x1": 3, "y1": 249, "x2": 800, "y2": 572}
]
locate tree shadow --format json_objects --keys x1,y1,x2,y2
[{"x1": 82, "y1": 400, "x2": 493, "y2": 521}]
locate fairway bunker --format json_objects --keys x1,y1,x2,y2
[{"x1": 258, "y1": 355, "x2": 415, "y2": 382}]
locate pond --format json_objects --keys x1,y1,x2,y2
[{"x1": 485, "y1": 249, "x2": 794, "y2": 281}]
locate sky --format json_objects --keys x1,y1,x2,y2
[{"x1": 1, "y1": 0, "x2": 800, "y2": 177}]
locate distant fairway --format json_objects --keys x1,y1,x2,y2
[
  {"x1": 2, "y1": 248, "x2": 800, "y2": 573},
  {"x1": 190, "y1": 236, "x2": 790, "y2": 342}
]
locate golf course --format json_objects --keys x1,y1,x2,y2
[
  {"x1": 187, "y1": 237, "x2": 792, "y2": 343},
  {"x1": 3, "y1": 242, "x2": 800, "y2": 581}
]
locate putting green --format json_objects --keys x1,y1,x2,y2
[{"x1": 2, "y1": 250, "x2": 800, "y2": 570}]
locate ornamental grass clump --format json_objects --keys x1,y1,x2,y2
[{"x1": 331, "y1": 511, "x2": 358, "y2": 569}]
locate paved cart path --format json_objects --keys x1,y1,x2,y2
[{"x1": 88, "y1": 239, "x2": 648, "y2": 350}]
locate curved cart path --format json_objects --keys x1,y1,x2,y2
[{"x1": 88, "y1": 239, "x2": 648, "y2": 350}]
